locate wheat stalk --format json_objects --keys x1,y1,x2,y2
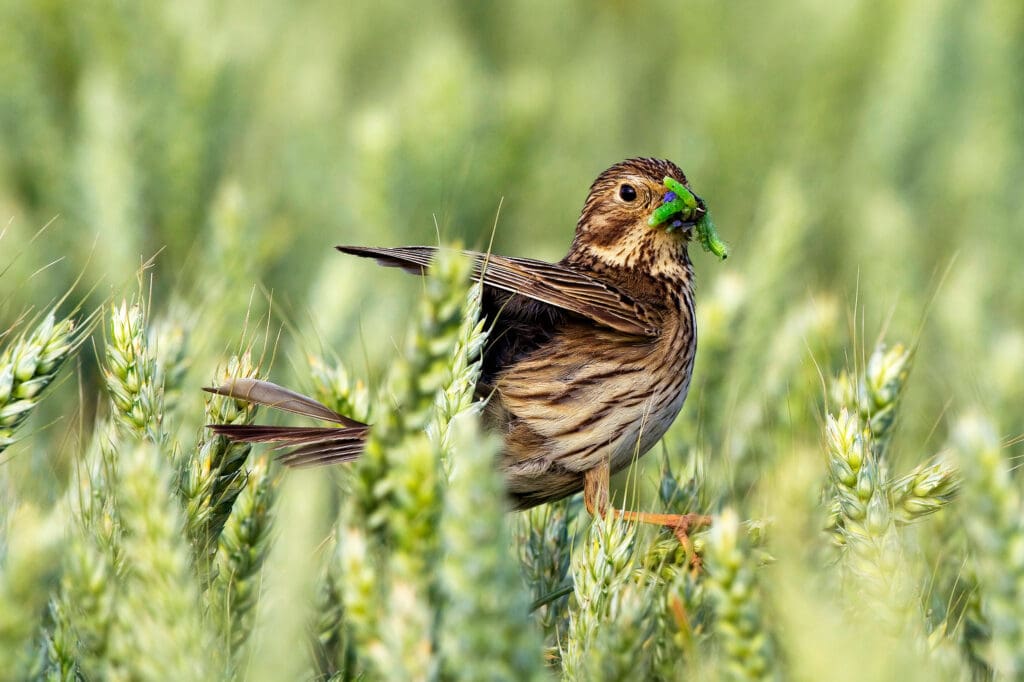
[
  {"x1": 951, "y1": 414, "x2": 1024, "y2": 676},
  {"x1": 181, "y1": 353, "x2": 259, "y2": 574},
  {"x1": 213, "y1": 455, "x2": 278, "y2": 659},
  {"x1": 336, "y1": 248, "x2": 481, "y2": 678},
  {"x1": 0, "y1": 310, "x2": 89, "y2": 454},
  {"x1": 102, "y1": 300, "x2": 164, "y2": 442},
  {"x1": 439, "y1": 414, "x2": 544, "y2": 680},
  {"x1": 704, "y1": 508, "x2": 777, "y2": 681}
]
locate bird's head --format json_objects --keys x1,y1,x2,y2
[{"x1": 566, "y1": 158, "x2": 726, "y2": 275}]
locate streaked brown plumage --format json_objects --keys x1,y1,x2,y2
[{"x1": 209, "y1": 158, "x2": 711, "y2": 541}]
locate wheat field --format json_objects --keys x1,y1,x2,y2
[{"x1": 1, "y1": 1, "x2": 1022, "y2": 680}]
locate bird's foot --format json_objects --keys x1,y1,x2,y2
[
  {"x1": 583, "y1": 463, "x2": 711, "y2": 571},
  {"x1": 618, "y1": 510, "x2": 712, "y2": 572},
  {"x1": 670, "y1": 513, "x2": 712, "y2": 573}
]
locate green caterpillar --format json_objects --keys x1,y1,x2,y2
[{"x1": 648, "y1": 176, "x2": 728, "y2": 260}]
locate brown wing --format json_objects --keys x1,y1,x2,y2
[{"x1": 336, "y1": 245, "x2": 661, "y2": 337}]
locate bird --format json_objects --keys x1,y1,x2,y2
[{"x1": 207, "y1": 158, "x2": 726, "y2": 547}]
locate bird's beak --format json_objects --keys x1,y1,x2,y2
[
  {"x1": 648, "y1": 177, "x2": 704, "y2": 234},
  {"x1": 665, "y1": 198, "x2": 706, "y2": 235},
  {"x1": 651, "y1": 177, "x2": 729, "y2": 258}
]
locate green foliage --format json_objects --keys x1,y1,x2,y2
[
  {"x1": 183, "y1": 353, "x2": 260, "y2": 577},
  {"x1": 562, "y1": 514, "x2": 650, "y2": 680},
  {"x1": 213, "y1": 456, "x2": 277, "y2": 659},
  {"x1": 439, "y1": 415, "x2": 545, "y2": 681},
  {"x1": 704, "y1": 509, "x2": 775, "y2": 682},
  {"x1": 0, "y1": 504, "x2": 64, "y2": 677},
  {"x1": 0, "y1": 310, "x2": 88, "y2": 454},
  {"x1": 1, "y1": 1, "x2": 1022, "y2": 680},
  {"x1": 103, "y1": 300, "x2": 165, "y2": 442},
  {"x1": 952, "y1": 415, "x2": 1024, "y2": 676},
  {"x1": 105, "y1": 442, "x2": 213, "y2": 681}
]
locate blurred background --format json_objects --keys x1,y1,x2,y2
[{"x1": 1, "y1": 0, "x2": 1022, "y2": 490}]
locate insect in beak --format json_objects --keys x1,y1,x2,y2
[
  {"x1": 648, "y1": 177, "x2": 728, "y2": 260},
  {"x1": 648, "y1": 177, "x2": 701, "y2": 230}
]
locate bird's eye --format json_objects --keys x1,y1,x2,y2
[{"x1": 618, "y1": 184, "x2": 637, "y2": 202}]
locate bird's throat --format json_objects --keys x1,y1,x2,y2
[{"x1": 567, "y1": 229, "x2": 692, "y2": 283}]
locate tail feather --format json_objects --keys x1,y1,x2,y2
[
  {"x1": 278, "y1": 434, "x2": 368, "y2": 458},
  {"x1": 208, "y1": 425, "x2": 366, "y2": 444},
  {"x1": 279, "y1": 441, "x2": 366, "y2": 468},
  {"x1": 204, "y1": 379, "x2": 370, "y2": 468},
  {"x1": 204, "y1": 378, "x2": 366, "y2": 428}
]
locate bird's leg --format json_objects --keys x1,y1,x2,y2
[
  {"x1": 583, "y1": 462, "x2": 712, "y2": 566},
  {"x1": 582, "y1": 459, "x2": 611, "y2": 518}
]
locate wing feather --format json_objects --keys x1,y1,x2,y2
[{"x1": 337, "y1": 245, "x2": 660, "y2": 337}]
